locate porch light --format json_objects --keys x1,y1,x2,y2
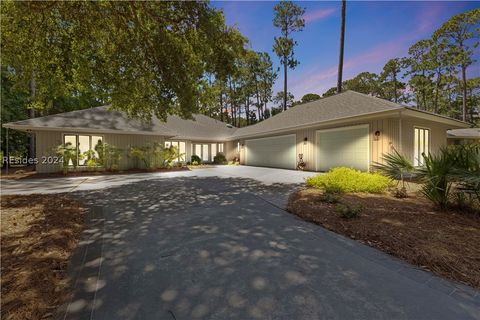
[
  {"x1": 304, "y1": 137, "x2": 308, "y2": 145},
  {"x1": 374, "y1": 130, "x2": 381, "y2": 141}
]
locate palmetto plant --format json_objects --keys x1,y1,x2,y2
[
  {"x1": 376, "y1": 144, "x2": 480, "y2": 209},
  {"x1": 373, "y1": 150, "x2": 415, "y2": 190},
  {"x1": 449, "y1": 144, "x2": 480, "y2": 203},
  {"x1": 416, "y1": 149, "x2": 457, "y2": 208}
]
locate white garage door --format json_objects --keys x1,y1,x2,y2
[
  {"x1": 316, "y1": 125, "x2": 369, "y2": 172},
  {"x1": 246, "y1": 134, "x2": 296, "y2": 169}
]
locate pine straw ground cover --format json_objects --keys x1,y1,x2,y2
[
  {"x1": 287, "y1": 188, "x2": 480, "y2": 289},
  {"x1": 1, "y1": 194, "x2": 87, "y2": 320}
]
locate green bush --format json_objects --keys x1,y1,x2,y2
[
  {"x1": 336, "y1": 204, "x2": 362, "y2": 219},
  {"x1": 213, "y1": 152, "x2": 227, "y2": 164},
  {"x1": 55, "y1": 142, "x2": 79, "y2": 174},
  {"x1": 416, "y1": 150, "x2": 455, "y2": 208},
  {"x1": 306, "y1": 167, "x2": 393, "y2": 193},
  {"x1": 191, "y1": 155, "x2": 201, "y2": 165},
  {"x1": 320, "y1": 192, "x2": 340, "y2": 204}
]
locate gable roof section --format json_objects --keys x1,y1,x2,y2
[
  {"x1": 165, "y1": 114, "x2": 237, "y2": 141},
  {"x1": 3, "y1": 91, "x2": 467, "y2": 140},
  {"x1": 232, "y1": 91, "x2": 403, "y2": 138},
  {"x1": 3, "y1": 106, "x2": 176, "y2": 136},
  {"x1": 3, "y1": 106, "x2": 237, "y2": 140}
]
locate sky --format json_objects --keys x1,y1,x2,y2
[{"x1": 212, "y1": 1, "x2": 480, "y2": 101}]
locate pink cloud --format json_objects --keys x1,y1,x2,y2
[
  {"x1": 289, "y1": 35, "x2": 410, "y2": 95},
  {"x1": 415, "y1": 2, "x2": 449, "y2": 34},
  {"x1": 304, "y1": 8, "x2": 336, "y2": 23}
]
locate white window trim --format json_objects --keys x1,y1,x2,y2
[
  {"x1": 413, "y1": 126, "x2": 431, "y2": 167},
  {"x1": 62, "y1": 133, "x2": 104, "y2": 167}
]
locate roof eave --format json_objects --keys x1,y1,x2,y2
[
  {"x1": 402, "y1": 108, "x2": 469, "y2": 128},
  {"x1": 2, "y1": 123, "x2": 176, "y2": 137},
  {"x1": 227, "y1": 109, "x2": 403, "y2": 140}
]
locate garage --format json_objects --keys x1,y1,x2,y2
[
  {"x1": 316, "y1": 125, "x2": 369, "y2": 172},
  {"x1": 245, "y1": 134, "x2": 296, "y2": 169}
]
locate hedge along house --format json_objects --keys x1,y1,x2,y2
[{"x1": 3, "y1": 91, "x2": 468, "y2": 173}]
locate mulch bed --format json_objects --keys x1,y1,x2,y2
[
  {"x1": 287, "y1": 188, "x2": 480, "y2": 289},
  {"x1": 0, "y1": 166, "x2": 189, "y2": 180},
  {"x1": 1, "y1": 194, "x2": 87, "y2": 320}
]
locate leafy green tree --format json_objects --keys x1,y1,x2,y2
[
  {"x1": 1, "y1": 1, "x2": 243, "y2": 122},
  {"x1": 301, "y1": 93, "x2": 321, "y2": 103},
  {"x1": 1, "y1": 67, "x2": 29, "y2": 161},
  {"x1": 434, "y1": 9, "x2": 479, "y2": 122},
  {"x1": 273, "y1": 1, "x2": 305, "y2": 111},
  {"x1": 380, "y1": 58, "x2": 405, "y2": 103},
  {"x1": 273, "y1": 91, "x2": 294, "y2": 110}
]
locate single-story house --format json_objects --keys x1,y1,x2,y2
[
  {"x1": 3, "y1": 90, "x2": 468, "y2": 173},
  {"x1": 447, "y1": 128, "x2": 480, "y2": 145}
]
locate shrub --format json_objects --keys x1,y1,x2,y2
[
  {"x1": 103, "y1": 144, "x2": 122, "y2": 171},
  {"x1": 55, "y1": 142, "x2": 78, "y2": 174},
  {"x1": 373, "y1": 150, "x2": 415, "y2": 190},
  {"x1": 416, "y1": 148, "x2": 456, "y2": 208},
  {"x1": 213, "y1": 152, "x2": 227, "y2": 164},
  {"x1": 320, "y1": 192, "x2": 340, "y2": 204},
  {"x1": 191, "y1": 155, "x2": 201, "y2": 165},
  {"x1": 391, "y1": 187, "x2": 408, "y2": 199},
  {"x1": 306, "y1": 167, "x2": 393, "y2": 193},
  {"x1": 336, "y1": 204, "x2": 362, "y2": 219}
]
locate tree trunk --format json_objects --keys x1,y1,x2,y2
[
  {"x1": 255, "y1": 80, "x2": 261, "y2": 121},
  {"x1": 246, "y1": 97, "x2": 250, "y2": 125},
  {"x1": 283, "y1": 56, "x2": 287, "y2": 111},
  {"x1": 29, "y1": 73, "x2": 36, "y2": 159},
  {"x1": 393, "y1": 72, "x2": 398, "y2": 103},
  {"x1": 434, "y1": 74, "x2": 441, "y2": 114},
  {"x1": 337, "y1": 0, "x2": 346, "y2": 94},
  {"x1": 219, "y1": 91, "x2": 223, "y2": 122},
  {"x1": 461, "y1": 64, "x2": 467, "y2": 122}
]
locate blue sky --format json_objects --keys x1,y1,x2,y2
[{"x1": 212, "y1": 1, "x2": 479, "y2": 101}]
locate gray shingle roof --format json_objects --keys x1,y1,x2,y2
[
  {"x1": 165, "y1": 114, "x2": 237, "y2": 141},
  {"x1": 232, "y1": 91, "x2": 403, "y2": 138},
  {"x1": 3, "y1": 106, "x2": 177, "y2": 135},
  {"x1": 3, "y1": 106, "x2": 236, "y2": 140},
  {"x1": 3, "y1": 91, "x2": 465, "y2": 140},
  {"x1": 447, "y1": 128, "x2": 480, "y2": 138}
]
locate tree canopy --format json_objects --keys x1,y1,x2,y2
[
  {"x1": 322, "y1": 8, "x2": 480, "y2": 124},
  {"x1": 1, "y1": 1, "x2": 245, "y2": 121}
]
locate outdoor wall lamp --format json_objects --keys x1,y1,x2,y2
[
  {"x1": 303, "y1": 137, "x2": 308, "y2": 145},
  {"x1": 374, "y1": 130, "x2": 381, "y2": 141}
]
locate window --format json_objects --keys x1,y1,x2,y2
[
  {"x1": 218, "y1": 143, "x2": 224, "y2": 153},
  {"x1": 164, "y1": 141, "x2": 186, "y2": 162},
  {"x1": 63, "y1": 134, "x2": 103, "y2": 166},
  {"x1": 211, "y1": 143, "x2": 217, "y2": 159},
  {"x1": 414, "y1": 128, "x2": 430, "y2": 167},
  {"x1": 202, "y1": 144, "x2": 209, "y2": 161},
  {"x1": 195, "y1": 144, "x2": 202, "y2": 158},
  {"x1": 237, "y1": 142, "x2": 240, "y2": 153}
]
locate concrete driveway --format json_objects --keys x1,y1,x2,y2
[
  {"x1": 2, "y1": 167, "x2": 479, "y2": 319},
  {"x1": 42, "y1": 167, "x2": 480, "y2": 320},
  {"x1": 0, "y1": 166, "x2": 316, "y2": 197}
]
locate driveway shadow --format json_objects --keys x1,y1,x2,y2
[{"x1": 58, "y1": 177, "x2": 480, "y2": 320}]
